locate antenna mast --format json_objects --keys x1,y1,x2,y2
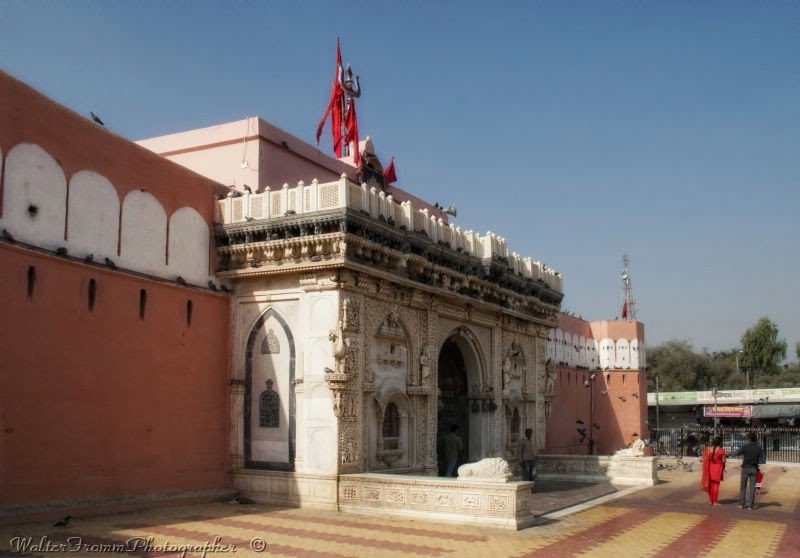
[{"x1": 620, "y1": 254, "x2": 637, "y2": 321}]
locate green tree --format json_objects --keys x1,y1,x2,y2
[
  {"x1": 740, "y1": 317, "x2": 787, "y2": 385},
  {"x1": 646, "y1": 340, "x2": 736, "y2": 392}
]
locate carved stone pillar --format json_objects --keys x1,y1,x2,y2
[
  {"x1": 425, "y1": 303, "x2": 439, "y2": 474},
  {"x1": 229, "y1": 379, "x2": 245, "y2": 469},
  {"x1": 491, "y1": 323, "x2": 503, "y2": 455}
]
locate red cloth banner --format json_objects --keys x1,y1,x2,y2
[
  {"x1": 384, "y1": 156, "x2": 397, "y2": 185},
  {"x1": 344, "y1": 98, "x2": 359, "y2": 164},
  {"x1": 316, "y1": 39, "x2": 344, "y2": 157}
]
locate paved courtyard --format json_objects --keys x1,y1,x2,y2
[{"x1": 1, "y1": 464, "x2": 797, "y2": 557}]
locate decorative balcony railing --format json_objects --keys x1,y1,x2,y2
[{"x1": 216, "y1": 174, "x2": 562, "y2": 292}]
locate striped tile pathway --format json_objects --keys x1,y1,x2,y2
[{"x1": 0, "y1": 464, "x2": 796, "y2": 558}]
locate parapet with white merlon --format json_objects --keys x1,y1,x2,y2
[{"x1": 215, "y1": 174, "x2": 563, "y2": 294}]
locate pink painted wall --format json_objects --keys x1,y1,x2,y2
[
  {"x1": 545, "y1": 314, "x2": 648, "y2": 455},
  {"x1": 0, "y1": 70, "x2": 231, "y2": 506},
  {"x1": 137, "y1": 118, "x2": 451, "y2": 222}
]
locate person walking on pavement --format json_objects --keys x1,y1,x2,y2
[
  {"x1": 730, "y1": 432, "x2": 765, "y2": 510},
  {"x1": 443, "y1": 424, "x2": 463, "y2": 477},
  {"x1": 701, "y1": 436, "x2": 726, "y2": 505},
  {"x1": 518, "y1": 428, "x2": 537, "y2": 481}
]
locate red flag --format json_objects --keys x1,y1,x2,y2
[
  {"x1": 621, "y1": 301, "x2": 628, "y2": 320},
  {"x1": 383, "y1": 156, "x2": 397, "y2": 185},
  {"x1": 316, "y1": 39, "x2": 344, "y2": 157},
  {"x1": 344, "y1": 97, "x2": 359, "y2": 164}
]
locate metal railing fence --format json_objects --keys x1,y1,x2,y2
[{"x1": 650, "y1": 426, "x2": 800, "y2": 463}]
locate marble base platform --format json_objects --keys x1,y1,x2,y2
[{"x1": 338, "y1": 473, "x2": 536, "y2": 530}]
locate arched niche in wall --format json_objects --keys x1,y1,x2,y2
[
  {"x1": 371, "y1": 389, "x2": 412, "y2": 470},
  {"x1": 244, "y1": 307, "x2": 296, "y2": 471},
  {"x1": 639, "y1": 341, "x2": 647, "y2": 369},
  {"x1": 546, "y1": 329, "x2": 555, "y2": 362},
  {"x1": 587, "y1": 339, "x2": 598, "y2": 369},
  {"x1": 66, "y1": 170, "x2": 120, "y2": 260},
  {"x1": 615, "y1": 339, "x2": 630, "y2": 369},
  {"x1": 555, "y1": 329, "x2": 564, "y2": 363},
  {"x1": 578, "y1": 336, "x2": 587, "y2": 367},
  {"x1": 119, "y1": 190, "x2": 167, "y2": 276},
  {"x1": 1, "y1": 143, "x2": 67, "y2": 249},
  {"x1": 598, "y1": 338, "x2": 615, "y2": 369},
  {"x1": 371, "y1": 312, "x2": 410, "y2": 392},
  {"x1": 564, "y1": 333, "x2": 578, "y2": 368},
  {"x1": 167, "y1": 206, "x2": 209, "y2": 285},
  {"x1": 630, "y1": 338, "x2": 640, "y2": 369}
]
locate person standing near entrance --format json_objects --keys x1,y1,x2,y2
[
  {"x1": 518, "y1": 428, "x2": 537, "y2": 481},
  {"x1": 443, "y1": 424, "x2": 463, "y2": 477},
  {"x1": 731, "y1": 432, "x2": 765, "y2": 510}
]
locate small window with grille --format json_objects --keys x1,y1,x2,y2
[{"x1": 382, "y1": 402, "x2": 400, "y2": 450}]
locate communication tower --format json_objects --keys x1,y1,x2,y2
[{"x1": 620, "y1": 255, "x2": 637, "y2": 321}]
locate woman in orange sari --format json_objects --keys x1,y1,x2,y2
[{"x1": 701, "y1": 436, "x2": 726, "y2": 505}]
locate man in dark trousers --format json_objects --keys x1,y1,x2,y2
[
  {"x1": 730, "y1": 432, "x2": 765, "y2": 510},
  {"x1": 518, "y1": 428, "x2": 537, "y2": 481}
]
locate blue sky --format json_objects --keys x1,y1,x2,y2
[{"x1": 2, "y1": 1, "x2": 798, "y2": 356}]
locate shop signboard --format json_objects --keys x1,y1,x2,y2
[{"x1": 704, "y1": 406, "x2": 752, "y2": 418}]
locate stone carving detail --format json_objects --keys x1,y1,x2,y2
[
  {"x1": 488, "y1": 494, "x2": 509, "y2": 511},
  {"x1": 342, "y1": 486, "x2": 358, "y2": 499},
  {"x1": 461, "y1": 494, "x2": 480, "y2": 509},
  {"x1": 341, "y1": 426, "x2": 359, "y2": 465},
  {"x1": 435, "y1": 492, "x2": 454, "y2": 507},
  {"x1": 410, "y1": 491, "x2": 429, "y2": 505},
  {"x1": 342, "y1": 296, "x2": 360, "y2": 332},
  {"x1": 537, "y1": 338, "x2": 546, "y2": 364},
  {"x1": 333, "y1": 392, "x2": 357, "y2": 421},
  {"x1": 260, "y1": 329, "x2": 280, "y2": 354},
  {"x1": 329, "y1": 323, "x2": 347, "y2": 372},
  {"x1": 299, "y1": 272, "x2": 317, "y2": 286},
  {"x1": 363, "y1": 487, "x2": 381, "y2": 501},
  {"x1": 259, "y1": 379, "x2": 280, "y2": 428},
  {"x1": 457, "y1": 458, "x2": 513, "y2": 481},
  {"x1": 387, "y1": 489, "x2": 405, "y2": 503},
  {"x1": 545, "y1": 359, "x2": 556, "y2": 395},
  {"x1": 418, "y1": 344, "x2": 433, "y2": 386}
]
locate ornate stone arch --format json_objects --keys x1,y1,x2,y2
[
  {"x1": 244, "y1": 307, "x2": 296, "y2": 471},
  {"x1": 373, "y1": 388, "x2": 413, "y2": 469},
  {"x1": 440, "y1": 325, "x2": 488, "y2": 394},
  {"x1": 371, "y1": 310, "x2": 414, "y2": 389}
]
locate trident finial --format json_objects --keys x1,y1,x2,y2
[{"x1": 338, "y1": 63, "x2": 361, "y2": 98}]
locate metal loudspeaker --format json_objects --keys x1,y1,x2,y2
[{"x1": 443, "y1": 203, "x2": 457, "y2": 217}]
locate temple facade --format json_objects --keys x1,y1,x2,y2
[
  {"x1": 1, "y1": 68, "x2": 646, "y2": 519},
  {"x1": 138, "y1": 120, "x2": 565, "y2": 504}
]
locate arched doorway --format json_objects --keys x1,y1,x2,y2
[{"x1": 437, "y1": 338, "x2": 469, "y2": 475}]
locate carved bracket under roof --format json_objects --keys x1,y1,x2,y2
[{"x1": 215, "y1": 210, "x2": 563, "y2": 321}]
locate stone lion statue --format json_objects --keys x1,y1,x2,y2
[
  {"x1": 614, "y1": 438, "x2": 646, "y2": 457},
  {"x1": 457, "y1": 458, "x2": 513, "y2": 482}
]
